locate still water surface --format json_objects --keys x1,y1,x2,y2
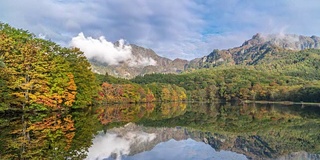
[{"x1": 1, "y1": 102, "x2": 320, "y2": 159}]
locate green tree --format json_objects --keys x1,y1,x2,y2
[{"x1": 62, "y1": 48, "x2": 98, "y2": 107}]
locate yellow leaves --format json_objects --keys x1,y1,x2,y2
[
  {"x1": 29, "y1": 94, "x2": 37, "y2": 101},
  {"x1": 66, "y1": 74, "x2": 77, "y2": 91},
  {"x1": 161, "y1": 87, "x2": 171, "y2": 102},
  {"x1": 63, "y1": 115, "x2": 74, "y2": 123},
  {"x1": 62, "y1": 74, "x2": 77, "y2": 107}
]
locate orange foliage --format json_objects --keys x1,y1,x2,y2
[{"x1": 27, "y1": 115, "x2": 76, "y2": 150}]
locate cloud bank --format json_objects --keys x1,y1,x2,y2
[
  {"x1": 70, "y1": 32, "x2": 156, "y2": 67},
  {"x1": 85, "y1": 131, "x2": 156, "y2": 160},
  {"x1": 1, "y1": 0, "x2": 320, "y2": 59}
]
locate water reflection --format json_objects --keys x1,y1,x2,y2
[
  {"x1": 137, "y1": 103, "x2": 320, "y2": 159},
  {"x1": 0, "y1": 110, "x2": 102, "y2": 159},
  {"x1": 85, "y1": 123, "x2": 247, "y2": 160},
  {"x1": 1, "y1": 102, "x2": 320, "y2": 159},
  {"x1": 86, "y1": 125, "x2": 156, "y2": 160},
  {"x1": 96, "y1": 102, "x2": 186, "y2": 126},
  {"x1": 126, "y1": 139, "x2": 247, "y2": 160}
]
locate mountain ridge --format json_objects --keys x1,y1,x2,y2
[
  {"x1": 188, "y1": 33, "x2": 320, "y2": 69},
  {"x1": 90, "y1": 33, "x2": 320, "y2": 78}
]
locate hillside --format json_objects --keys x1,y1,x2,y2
[{"x1": 132, "y1": 67, "x2": 320, "y2": 102}]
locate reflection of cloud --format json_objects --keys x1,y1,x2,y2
[
  {"x1": 125, "y1": 139, "x2": 248, "y2": 160},
  {"x1": 85, "y1": 122, "x2": 248, "y2": 160},
  {"x1": 85, "y1": 131, "x2": 156, "y2": 160},
  {"x1": 86, "y1": 130, "x2": 247, "y2": 160}
]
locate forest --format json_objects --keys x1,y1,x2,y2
[
  {"x1": 0, "y1": 23, "x2": 186, "y2": 112},
  {"x1": 1, "y1": 23, "x2": 320, "y2": 113},
  {"x1": 132, "y1": 66, "x2": 320, "y2": 102},
  {"x1": 0, "y1": 23, "x2": 98, "y2": 112}
]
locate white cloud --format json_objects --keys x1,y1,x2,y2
[
  {"x1": 128, "y1": 57, "x2": 157, "y2": 67},
  {"x1": 70, "y1": 32, "x2": 132, "y2": 65},
  {"x1": 70, "y1": 32, "x2": 157, "y2": 67}
]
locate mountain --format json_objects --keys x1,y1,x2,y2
[
  {"x1": 90, "y1": 33, "x2": 320, "y2": 79},
  {"x1": 188, "y1": 33, "x2": 320, "y2": 69},
  {"x1": 90, "y1": 44, "x2": 188, "y2": 79}
]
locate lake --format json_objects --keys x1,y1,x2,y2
[{"x1": 1, "y1": 102, "x2": 320, "y2": 160}]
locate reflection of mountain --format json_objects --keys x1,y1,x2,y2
[
  {"x1": 98, "y1": 103, "x2": 320, "y2": 160},
  {"x1": 128, "y1": 138, "x2": 247, "y2": 160},
  {"x1": 143, "y1": 103, "x2": 320, "y2": 159},
  {"x1": 86, "y1": 122, "x2": 247, "y2": 160},
  {"x1": 86, "y1": 123, "x2": 188, "y2": 159}
]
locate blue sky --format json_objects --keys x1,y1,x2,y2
[{"x1": 1, "y1": 0, "x2": 320, "y2": 60}]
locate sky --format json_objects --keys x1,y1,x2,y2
[{"x1": 1, "y1": 0, "x2": 320, "y2": 60}]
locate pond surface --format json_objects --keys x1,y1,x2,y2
[{"x1": 1, "y1": 102, "x2": 320, "y2": 160}]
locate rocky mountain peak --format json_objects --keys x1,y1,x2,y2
[
  {"x1": 188, "y1": 33, "x2": 320, "y2": 69},
  {"x1": 241, "y1": 33, "x2": 265, "y2": 47},
  {"x1": 243, "y1": 33, "x2": 320, "y2": 50}
]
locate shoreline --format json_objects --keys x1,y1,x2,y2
[{"x1": 242, "y1": 100, "x2": 320, "y2": 106}]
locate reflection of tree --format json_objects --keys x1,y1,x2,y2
[
  {"x1": 1, "y1": 114, "x2": 79, "y2": 159},
  {"x1": 68, "y1": 109, "x2": 103, "y2": 159},
  {"x1": 27, "y1": 115, "x2": 75, "y2": 155},
  {"x1": 97, "y1": 102, "x2": 187, "y2": 126},
  {"x1": 160, "y1": 102, "x2": 187, "y2": 118},
  {"x1": 136, "y1": 103, "x2": 188, "y2": 128},
  {"x1": 97, "y1": 103, "x2": 156, "y2": 125}
]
